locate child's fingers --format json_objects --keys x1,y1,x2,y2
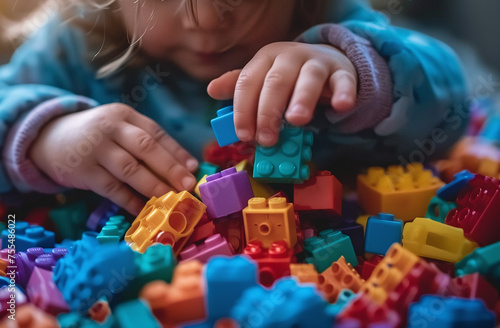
[
  {"x1": 233, "y1": 55, "x2": 274, "y2": 142},
  {"x1": 285, "y1": 59, "x2": 329, "y2": 126},
  {"x1": 112, "y1": 123, "x2": 197, "y2": 191},
  {"x1": 207, "y1": 70, "x2": 241, "y2": 100},
  {"x1": 86, "y1": 167, "x2": 145, "y2": 216},
  {"x1": 329, "y1": 69, "x2": 357, "y2": 112},
  {"x1": 255, "y1": 54, "x2": 303, "y2": 146},
  {"x1": 126, "y1": 111, "x2": 199, "y2": 172},
  {"x1": 97, "y1": 146, "x2": 174, "y2": 199}
]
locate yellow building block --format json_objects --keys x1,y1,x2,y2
[
  {"x1": 357, "y1": 163, "x2": 444, "y2": 222},
  {"x1": 125, "y1": 191, "x2": 206, "y2": 254},
  {"x1": 360, "y1": 243, "x2": 420, "y2": 304},
  {"x1": 356, "y1": 215, "x2": 370, "y2": 233},
  {"x1": 194, "y1": 175, "x2": 207, "y2": 198},
  {"x1": 243, "y1": 197, "x2": 297, "y2": 248},
  {"x1": 290, "y1": 263, "x2": 319, "y2": 285},
  {"x1": 402, "y1": 217, "x2": 478, "y2": 263},
  {"x1": 235, "y1": 160, "x2": 275, "y2": 198}
]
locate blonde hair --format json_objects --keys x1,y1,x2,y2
[{"x1": 15, "y1": 0, "x2": 329, "y2": 78}]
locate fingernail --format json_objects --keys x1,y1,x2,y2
[
  {"x1": 186, "y1": 159, "x2": 198, "y2": 171},
  {"x1": 290, "y1": 105, "x2": 307, "y2": 116},
  {"x1": 237, "y1": 129, "x2": 251, "y2": 141},
  {"x1": 257, "y1": 132, "x2": 273, "y2": 145},
  {"x1": 182, "y1": 176, "x2": 197, "y2": 190}
]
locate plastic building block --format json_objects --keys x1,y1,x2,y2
[
  {"x1": 194, "y1": 174, "x2": 208, "y2": 198},
  {"x1": 243, "y1": 240, "x2": 295, "y2": 287},
  {"x1": 1, "y1": 221, "x2": 55, "y2": 252},
  {"x1": 49, "y1": 201, "x2": 88, "y2": 240},
  {"x1": 317, "y1": 256, "x2": 364, "y2": 303},
  {"x1": 185, "y1": 214, "x2": 216, "y2": 247},
  {"x1": 26, "y1": 266, "x2": 70, "y2": 315},
  {"x1": 407, "y1": 295, "x2": 495, "y2": 328},
  {"x1": 231, "y1": 277, "x2": 334, "y2": 328},
  {"x1": 447, "y1": 273, "x2": 498, "y2": 311},
  {"x1": 203, "y1": 140, "x2": 255, "y2": 169},
  {"x1": 327, "y1": 289, "x2": 357, "y2": 317},
  {"x1": 437, "y1": 170, "x2": 475, "y2": 201},
  {"x1": 199, "y1": 167, "x2": 254, "y2": 219},
  {"x1": 336, "y1": 293, "x2": 401, "y2": 328},
  {"x1": 360, "y1": 243, "x2": 420, "y2": 304},
  {"x1": 88, "y1": 300, "x2": 111, "y2": 323},
  {"x1": 3, "y1": 304, "x2": 59, "y2": 328},
  {"x1": 86, "y1": 198, "x2": 121, "y2": 231},
  {"x1": 359, "y1": 255, "x2": 383, "y2": 280},
  {"x1": 455, "y1": 241, "x2": 500, "y2": 289},
  {"x1": 0, "y1": 285, "x2": 28, "y2": 318},
  {"x1": 304, "y1": 229, "x2": 358, "y2": 272},
  {"x1": 293, "y1": 171, "x2": 342, "y2": 215},
  {"x1": 53, "y1": 235, "x2": 136, "y2": 313},
  {"x1": 356, "y1": 215, "x2": 370, "y2": 233},
  {"x1": 213, "y1": 213, "x2": 246, "y2": 254},
  {"x1": 140, "y1": 260, "x2": 205, "y2": 327},
  {"x1": 290, "y1": 263, "x2": 319, "y2": 285},
  {"x1": 425, "y1": 196, "x2": 456, "y2": 223},
  {"x1": 211, "y1": 106, "x2": 239, "y2": 147},
  {"x1": 403, "y1": 217, "x2": 477, "y2": 263},
  {"x1": 114, "y1": 299, "x2": 161, "y2": 328},
  {"x1": 253, "y1": 126, "x2": 313, "y2": 183},
  {"x1": 335, "y1": 222, "x2": 365, "y2": 256},
  {"x1": 14, "y1": 247, "x2": 68, "y2": 287},
  {"x1": 243, "y1": 197, "x2": 297, "y2": 249},
  {"x1": 364, "y1": 213, "x2": 402, "y2": 255},
  {"x1": 446, "y1": 174, "x2": 500, "y2": 246},
  {"x1": 180, "y1": 234, "x2": 234, "y2": 263},
  {"x1": 195, "y1": 162, "x2": 221, "y2": 182},
  {"x1": 234, "y1": 159, "x2": 275, "y2": 198},
  {"x1": 96, "y1": 215, "x2": 130, "y2": 244},
  {"x1": 205, "y1": 256, "x2": 259, "y2": 324},
  {"x1": 357, "y1": 163, "x2": 444, "y2": 222},
  {"x1": 125, "y1": 191, "x2": 206, "y2": 254}
]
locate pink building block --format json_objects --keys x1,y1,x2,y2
[
  {"x1": 26, "y1": 266, "x2": 70, "y2": 316},
  {"x1": 179, "y1": 234, "x2": 234, "y2": 263}
]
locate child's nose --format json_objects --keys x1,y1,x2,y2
[{"x1": 181, "y1": 0, "x2": 230, "y2": 31}]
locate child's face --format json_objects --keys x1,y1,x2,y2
[{"x1": 118, "y1": 0, "x2": 296, "y2": 81}]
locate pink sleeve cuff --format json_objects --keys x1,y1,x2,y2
[
  {"x1": 296, "y1": 24, "x2": 394, "y2": 133},
  {"x1": 3, "y1": 95, "x2": 99, "y2": 193}
]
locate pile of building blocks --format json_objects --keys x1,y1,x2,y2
[{"x1": 0, "y1": 122, "x2": 500, "y2": 328}]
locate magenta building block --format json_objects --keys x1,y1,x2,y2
[
  {"x1": 199, "y1": 167, "x2": 254, "y2": 219},
  {"x1": 26, "y1": 266, "x2": 70, "y2": 316},
  {"x1": 179, "y1": 234, "x2": 235, "y2": 263}
]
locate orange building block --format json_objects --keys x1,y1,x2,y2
[
  {"x1": 293, "y1": 171, "x2": 342, "y2": 215},
  {"x1": 243, "y1": 197, "x2": 297, "y2": 248},
  {"x1": 360, "y1": 243, "x2": 420, "y2": 304},
  {"x1": 0, "y1": 304, "x2": 58, "y2": 328},
  {"x1": 140, "y1": 260, "x2": 206, "y2": 327},
  {"x1": 290, "y1": 263, "x2": 319, "y2": 285},
  {"x1": 125, "y1": 191, "x2": 206, "y2": 254},
  {"x1": 318, "y1": 256, "x2": 364, "y2": 303},
  {"x1": 357, "y1": 163, "x2": 444, "y2": 222}
]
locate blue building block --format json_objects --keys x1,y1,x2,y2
[
  {"x1": 195, "y1": 162, "x2": 220, "y2": 182},
  {"x1": 114, "y1": 299, "x2": 161, "y2": 328},
  {"x1": 479, "y1": 113, "x2": 500, "y2": 142},
  {"x1": 253, "y1": 126, "x2": 313, "y2": 183},
  {"x1": 337, "y1": 221, "x2": 365, "y2": 256},
  {"x1": 364, "y1": 213, "x2": 403, "y2": 255},
  {"x1": 437, "y1": 170, "x2": 474, "y2": 202},
  {"x1": 327, "y1": 289, "x2": 357, "y2": 317},
  {"x1": 1, "y1": 221, "x2": 55, "y2": 252},
  {"x1": 49, "y1": 201, "x2": 88, "y2": 240},
  {"x1": 97, "y1": 215, "x2": 130, "y2": 244},
  {"x1": 426, "y1": 196, "x2": 456, "y2": 223},
  {"x1": 211, "y1": 106, "x2": 239, "y2": 147},
  {"x1": 407, "y1": 295, "x2": 495, "y2": 328},
  {"x1": 231, "y1": 277, "x2": 334, "y2": 328},
  {"x1": 53, "y1": 233, "x2": 136, "y2": 313},
  {"x1": 304, "y1": 230, "x2": 358, "y2": 272},
  {"x1": 205, "y1": 256, "x2": 259, "y2": 324}
]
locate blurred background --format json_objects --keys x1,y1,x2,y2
[{"x1": 1, "y1": 0, "x2": 499, "y2": 108}]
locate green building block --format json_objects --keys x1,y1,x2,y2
[
  {"x1": 304, "y1": 230, "x2": 358, "y2": 272},
  {"x1": 97, "y1": 216, "x2": 130, "y2": 245},
  {"x1": 425, "y1": 196, "x2": 456, "y2": 223},
  {"x1": 195, "y1": 162, "x2": 221, "y2": 181},
  {"x1": 455, "y1": 241, "x2": 500, "y2": 289},
  {"x1": 49, "y1": 202, "x2": 88, "y2": 240}
]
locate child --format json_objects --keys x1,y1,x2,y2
[{"x1": 0, "y1": 0, "x2": 468, "y2": 215}]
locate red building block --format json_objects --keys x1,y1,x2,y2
[
  {"x1": 179, "y1": 234, "x2": 235, "y2": 263},
  {"x1": 337, "y1": 294, "x2": 401, "y2": 328},
  {"x1": 447, "y1": 273, "x2": 499, "y2": 311},
  {"x1": 184, "y1": 214, "x2": 216, "y2": 247},
  {"x1": 293, "y1": 171, "x2": 342, "y2": 216},
  {"x1": 243, "y1": 240, "x2": 296, "y2": 287},
  {"x1": 360, "y1": 255, "x2": 384, "y2": 280},
  {"x1": 213, "y1": 213, "x2": 246, "y2": 254},
  {"x1": 203, "y1": 141, "x2": 255, "y2": 169},
  {"x1": 446, "y1": 174, "x2": 500, "y2": 246}
]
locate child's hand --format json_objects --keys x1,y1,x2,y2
[
  {"x1": 208, "y1": 42, "x2": 358, "y2": 146},
  {"x1": 29, "y1": 104, "x2": 199, "y2": 215}
]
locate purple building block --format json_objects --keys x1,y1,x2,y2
[
  {"x1": 14, "y1": 247, "x2": 68, "y2": 288},
  {"x1": 26, "y1": 266, "x2": 70, "y2": 316},
  {"x1": 180, "y1": 234, "x2": 235, "y2": 263},
  {"x1": 199, "y1": 167, "x2": 254, "y2": 219},
  {"x1": 86, "y1": 198, "x2": 121, "y2": 231}
]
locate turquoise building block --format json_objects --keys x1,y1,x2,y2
[
  {"x1": 455, "y1": 241, "x2": 500, "y2": 289},
  {"x1": 304, "y1": 230, "x2": 358, "y2": 272},
  {"x1": 97, "y1": 216, "x2": 130, "y2": 244},
  {"x1": 365, "y1": 213, "x2": 403, "y2": 255},
  {"x1": 49, "y1": 202, "x2": 88, "y2": 240},
  {"x1": 211, "y1": 106, "x2": 239, "y2": 147},
  {"x1": 114, "y1": 299, "x2": 161, "y2": 328},
  {"x1": 58, "y1": 312, "x2": 117, "y2": 328},
  {"x1": 425, "y1": 196, "x2": 456, "y2": 223},
  {"x1": 327, "y1": 289, "x2": 356, "y2": 317},
  {"x1": 195, "y1": 162, "x2": 220, "y2": 181},
  {"x1": 253, "y1": 126, "x2": 313, "y2": 183}
]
